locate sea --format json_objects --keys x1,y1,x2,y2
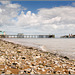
[{"x1": 3, "y1": 38, "x2": 75, "y2": 60}]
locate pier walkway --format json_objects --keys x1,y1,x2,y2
[{"x1": 5, "y1": 35, "x2": 55, "y2": 38}]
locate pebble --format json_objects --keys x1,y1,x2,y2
[
  {"x1": 17, "y1": 50, "x2": 21, "y2": 53},
  {"x1": 5, "y1": 70, "x2": 12, "y2": 74},
  {"x1": 42, "y1": 68, "x2": 45, "y2": 72}
]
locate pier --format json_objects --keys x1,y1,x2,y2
[
  {"x1": 0, "y1": 31, "x2": 55, "y2": 38},
  {"x1": 5, "y1": 35, "x2": 55, "y2": 38}
]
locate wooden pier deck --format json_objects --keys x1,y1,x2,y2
[{"x1": 5, "y1": 35, "x2": 55, "y2": 38}]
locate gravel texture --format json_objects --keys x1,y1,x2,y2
[{"x1": 0, "y1": 39, "x2": 75, "y2": 74}]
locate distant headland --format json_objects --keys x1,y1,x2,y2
[{"x1": 60, "y1": 34, "x2": 75, "y2": 38}]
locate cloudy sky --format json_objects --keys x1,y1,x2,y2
[{"x1": 0, "y1": 1, "x2": 75, "y2": 37}]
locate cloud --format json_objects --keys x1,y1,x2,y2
[
  {"x1": 0, "y1": 1, "x2": 26, "y2": 27},
  {"x1": 0, "y1": 1, "x2": 10, "y2": 5},
  {"x1": 37, "y1": 7, "x2": 75, "y2": 34},
  {"x1": 0, "y1": 8, "x2": 2, "y2": 13},
  {"x1": 0, "y1": 1, "x2": 75, "y2": 37},
  {"x1": 0, "y1": 2, "x2": 19, "y2": 28},
  {"x1": 6, "y1": 3, "x2": 21, "y2": 8}
]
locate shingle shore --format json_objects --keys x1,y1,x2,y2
[{"x1": 0, "y1": 39, "x2": 75, "y2": 74}]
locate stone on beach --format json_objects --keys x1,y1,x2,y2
[
  {"x1": 17, "y1": 50, "x2": 21, "y2": 53},
  {"x1": 5, "y1": 70, "x2": 12, "y2": 74}
]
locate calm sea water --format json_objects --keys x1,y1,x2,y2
[{"x1": 3, "y1": 38, "x2": 75, "y2": 60}]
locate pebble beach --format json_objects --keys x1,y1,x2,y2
[{"x1": 0, "y1": 39, "x2": 75, "y2": 74}]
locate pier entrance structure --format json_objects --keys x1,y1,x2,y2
[
  {"x1": 0, "y1": 31, "x2": 5, "y2": 38},
  {"x1": 5, "y1": 35, "x2": 55, "y2": 38}
]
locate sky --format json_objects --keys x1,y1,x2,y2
[{"x1": 0, "y1": 1, "x2": 75, "y2": 37}]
